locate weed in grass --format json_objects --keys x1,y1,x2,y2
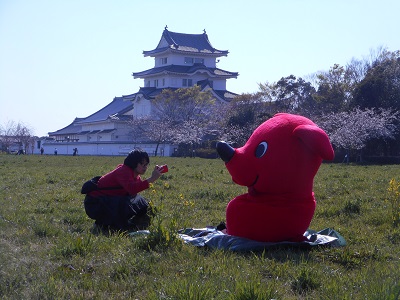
[
  {"x1": 32, "y1": 221, "x2": 60, "y2": 238},
  {"x1": 0, "y1": 271, "x2": 25, "y2": 298},
  {"x1": 32, "y1": 276, "x2": 60, "y2": 299},
  {"x1": 342, "y1": 199, "x2": 361, "y2": 215},
  {"x1": 46, "y1": 175, "x2": 57, "y2": 184},
  {"x1": 291, "y1": 265, "x2": 320, "y2": 295},
  {"x1": 387, "y1": 178, "x2": 400, "y2": 227},
  {"x1": 386, "y1": 227, "x2": 400, "y2": 244},
  {"x1": 34, "y1": 203, "x2": 55, "y2": 214},
  {"x1": 54, "y1": 235, "x2": 93, "y2": 258},
  {"x1": 134, "y1": 214, "x2": 183, "y2": 251},
  {"x1": 109, "y1": 263, "x2": 135, "y2": 281},
  {"x1": 162, "y1": 279, "x2": 217, "y2": 300},
  {"x1": 231, "y1": 281, "x2": 279, "y2": 300}
]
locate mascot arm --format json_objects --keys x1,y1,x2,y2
[{"x1": 293, "y1": 125, "x2": 334, "y2": 161}]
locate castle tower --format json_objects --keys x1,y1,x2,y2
[{"x1": 130, "y1": 27, "x2": 238, "y2": 117}]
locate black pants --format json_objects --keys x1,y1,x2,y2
[{"x1": 84, "y1": 194, "x2": 149, "y2": 230}]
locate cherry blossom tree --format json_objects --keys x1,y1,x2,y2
[
  {"x1": 129, "y1": 86, "x2": 218, "y2": 155},
  {"x1": 317, "y1": 107, "x2": 399, "y2": 161},
  {"x1": 129, "y1": 116, "x2": 175, "y2": 156}
]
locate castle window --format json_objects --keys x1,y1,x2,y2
[
  {"x1": 162, "y1": 78, "x2": 165, "y2": 86},
  {"x1": 154, "y1": 79, "x2": 159, "y2": 87},
  {"x1": 185, "y1": 57, "x2": 204, "y2": 65},
  {"x1": 161, "y1": 57, "x2": 168, "y2": 64},
  {"x1": 182, "y1": 79, "x2": 193, "y2": 87},
  {"x1": 184, "y1": 57, "x2": 194, "y2": 65}
]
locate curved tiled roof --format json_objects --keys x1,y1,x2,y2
[
  {"x1": 76, "y1": 95, "x2": 133, "y2": 124},
  {"x1": 132, "y1": 64, "x2": 238, "y2": 79},
  {"x1": 48, "y1": 96, "x2": 134, "y2": 135},
  {"x1": 135, "y1": 85, "x2": 237, "y2": 103},
  {"x1": 143, "y1": 28, "x2": 228, "y2": 56},
  {"x1": 48, "y1": 118, "x2": 83, "y2": 135},
  {"x1": 136, "y1": 87, "x2": 164, "y2": 100},
  {"x1": 212, "y1": 89, "x2": 238, "y2": 102}
]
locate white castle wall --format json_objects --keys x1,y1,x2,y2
[{"x1": 35, "y1": 141, "x2": 176, "y2": 157}]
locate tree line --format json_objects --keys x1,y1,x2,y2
[{"x1": 131, "y1": 47, "x2": 400, "y2": 162}]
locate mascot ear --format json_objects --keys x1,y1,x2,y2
[{"x1": 293, "y1": 125, "x2": 335, "y2": 160}]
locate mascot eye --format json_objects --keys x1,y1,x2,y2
[{"x1": 255, "y1": 141, "x2": 268, "y2": 158}]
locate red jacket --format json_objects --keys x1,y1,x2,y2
[{"x1": 89, "y1": 164, "x2": 149, "y2": 197}]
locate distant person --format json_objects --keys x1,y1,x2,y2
[
  {"x1": 73, "y1": 148, "x2": 78, "y2": 156},
  {"x1": 40, "y1": 147, "x2": 44, "y2": 155},
  {"x1": 82, "y1": 148, "x2": 165, "y2": 232},
  {"x1": 54, "y1": 148, "x2": 57, "y2": 155}
]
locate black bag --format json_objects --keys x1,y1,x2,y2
[{"x1": 81, "y1": 176, "x2": 102, "y2": 194}]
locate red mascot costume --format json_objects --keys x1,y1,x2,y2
[{"x1": 216, "y1": 113, "x2": 334, "y2": 242}]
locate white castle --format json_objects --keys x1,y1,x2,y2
[{"x1": 39, "y1": 27, "x2": 238, "y2": 156}]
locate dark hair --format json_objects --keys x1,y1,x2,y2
[{"x1": 124, "y1": 148, "x2": 149, "y2": 169}]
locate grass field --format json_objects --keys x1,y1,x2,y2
[{"x1": 0, "y1": 154, "x2": 399, "y2": 299}]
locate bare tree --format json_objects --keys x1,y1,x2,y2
[
  {"x1": 0, "y1": 121, "x2": 34, "y2": 153},
  {"x1": 0, "y1": 121, "x2": 16, "y2": 152},
  {"x1": 15, "y1": 123, "x2": 35, "y2": 153},
  {"x1": 346, "y1": 57, "x2": 369, "y2": 87}
]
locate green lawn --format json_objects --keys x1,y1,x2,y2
[{"x1": 0, "y1": 155, "x2": 399, "y2": 299}]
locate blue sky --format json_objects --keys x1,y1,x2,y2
[{"x1": 1, "y1": 0, "x2": 399, "y2": 137}]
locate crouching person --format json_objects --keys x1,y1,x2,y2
[{"x1": 83, "y1": 148, "x2": 163, "y2": 232}]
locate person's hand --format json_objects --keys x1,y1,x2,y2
[{"x1": 147, "y1": 165, "x2": 163, "y2": 183}]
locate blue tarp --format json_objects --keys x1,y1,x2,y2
[
  {"x1": 129, "y1": 227, "x2": 346, "y2": 252},
  {"x1": 177, "y1": 227, "x2": 346, "y2": 252}
]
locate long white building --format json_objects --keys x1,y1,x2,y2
[{"x1": 38, "y1": 27, "x2": 238, "y2": 156}]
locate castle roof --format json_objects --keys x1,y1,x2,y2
[
  {"x1": 143, "y1": 28, "x2": 228, "y2": 57},
  {"x1": 132, "y1": 63, "x2": 238, "y2": 79},
  {"x1": 47, "y1": 118, "x2": 83, "y2": 135},
  {"x1": 48, "y1": 96, "x2": 133, "y2": 135},
  {"x1": 76, "y1": 95, "x2": 133, "y2": 125},
  {"x1": 134, "y1": 85, "x2": 237, "y2": 103}
]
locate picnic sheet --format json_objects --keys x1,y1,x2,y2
[
  {"x1": 130, "y1": 227, "x2": 346, "y2": 251},
  {"x1": 176, "y1": 227, "x2": 346, "y2": 251}
]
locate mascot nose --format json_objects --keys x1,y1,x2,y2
[{"x1": 216, "y1": 141, "x2": 235, "y2": 163}]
